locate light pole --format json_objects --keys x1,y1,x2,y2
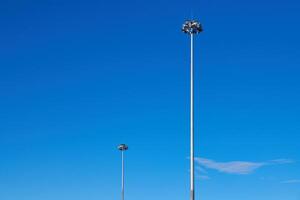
[
  {"x1": 118, "y1": 144, "x2": 128, "y2": 200},
  {"x1": 182, "y1": 20, "x2": 203, "y2": 200}
]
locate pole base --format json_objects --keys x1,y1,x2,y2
[{"x1": 190, "y1": 190, "x2": 195, "y2": 200}]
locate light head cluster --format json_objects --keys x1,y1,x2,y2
[
  {"x1": 118, "y1": 144, "x2": 128, "y2": 151},
  {"x1": 182, "y1": 20, "x2": 203, "y2": 35}
]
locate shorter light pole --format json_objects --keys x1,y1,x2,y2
[{"x1": 118, "y1": 144, "x2": 128, "y2": 200}]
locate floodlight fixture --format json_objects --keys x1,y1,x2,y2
[
  {"x1": 118, "y1": 144, "x2": 128, "y2": 151},
  {"x1": 182, "y1": 20, "x2": 203, "y2": 35}
]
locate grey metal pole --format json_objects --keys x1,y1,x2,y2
[
  {"x1": 118, "y1": 144, "x2": 128, "y2": 200},
  {"x1": 190, "y1": 33, "x2": 194, "y2": 200},
  {"x1": 182, "y1": 20, "x2": 203, "y2": 200},
  {"x1": 122, "y1": 151, "x2": 124, "y2": 200}
]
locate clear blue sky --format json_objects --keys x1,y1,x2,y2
[{"x1": 0, "y1": 0, "x2": 300, "y2": 199}]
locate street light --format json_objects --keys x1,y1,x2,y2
[
  {"x1": 118, "y1": 144, "x2": 128, "y2": 200},
  {"x1": 182, "y1": 20, "x2": 203, "y2": 200}
]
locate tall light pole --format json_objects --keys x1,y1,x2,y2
[
  {"x1": 118, "y1": 144, "x2": 128, "y2": 200},
  {"x1": 182, "y1": 20, "x2": 203, "y2": 200}
]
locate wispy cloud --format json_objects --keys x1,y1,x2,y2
[
  {"x1": 195, "y1": 158, "x2": 294, "y2": 175},
  {"x1": 195, "y1": 166, "x2": 208, "y2": 174},
  {"x1": 268, "y1": 159, "x2": 294, "y2": 164},
  {"x1": 195, "y1": 174, "x2": 211, "y2": 180},
  {"x1": 195, "y1": 158, "x2": 264, "y2": 174},
  {"x1": 281, "y1": 179, "x2": 300, "y2": 184},
  {"x1": 195, "y1": 166, "x2": 210, "y2": 180}
]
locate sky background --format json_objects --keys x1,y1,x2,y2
[{"x1": 1, "y1": 0, "x2": 300, "y2": 199}]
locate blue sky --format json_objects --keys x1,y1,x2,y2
[{"x1": 1, "y1": 0, "x2": 300, "y2": 199}]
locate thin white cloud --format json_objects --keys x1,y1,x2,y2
[
  {"x1": 195, "y1": 166, "x2": 210, "y2": 180},
  {"x1": 281, "y1": 179, "x2": 300, "y2": 184},
  {"x1": 195, "y1": 158, "x2": 264, "y2": 174},
  {"x1": 195, "y1": 166, "x2": 208, "y2": 174},
  {"x1": 195, "y1": 158, "x2": 293, "y2": 175},
  {"x1": 268, "y1": 159, "x2": 294, "y2": 164},
  {"x1": 196, "y1": 175, "x2": 211, "y2": 180}
]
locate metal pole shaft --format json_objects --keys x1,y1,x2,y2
[
  {"x1": 122, "y1": 151, "x2": 124, "y2": 200},
  {"x1": 190, "y1": 33, "x2": 195, "y2": 200}
]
